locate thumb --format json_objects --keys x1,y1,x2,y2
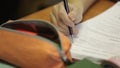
[
  {"x1": 68, "y1": 10, "x2": 83, "y2": 24},
  {"x1": 68, "y1": 11, "x2": 76, "y2": 22}
]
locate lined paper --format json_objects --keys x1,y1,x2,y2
[{"x1": 70, "y1": 2, "x2": 120, "y2": 60}]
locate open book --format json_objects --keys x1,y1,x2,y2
[{"x1": 70, "y1": 2, "x2": 120, "y2": 60}]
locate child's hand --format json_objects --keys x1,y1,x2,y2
[{"x1": 50, "y1": 2, "x2": 83, "y2": 35}]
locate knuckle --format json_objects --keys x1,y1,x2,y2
[{"x1": 58, "y1": 10, "x2": 64, "y2": 16}]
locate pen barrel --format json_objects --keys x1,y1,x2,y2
[
  {"x1": 63, "y1": 0, "x2": 73, "y2": 37},
  {"x1": 63, "y1": 0, "x2": 70, "y2": 14},
  {"x1": 68, "y1": 26, "x2": 73, "y2": 35}
]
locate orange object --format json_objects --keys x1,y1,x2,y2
[{"x1": 0, "y1": 20, "x2": 72, "y2": 68}]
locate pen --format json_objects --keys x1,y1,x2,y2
[{"x1": 63, "y1": 0, "x2": 73, "y2": 42}]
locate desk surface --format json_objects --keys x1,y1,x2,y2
[{"x1": 20, "y1": 0, "x2": 115, "y2": 22}]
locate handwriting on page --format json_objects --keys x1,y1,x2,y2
[{"x1": 70, "y1": 2, "x2": 120, "y2": 60}]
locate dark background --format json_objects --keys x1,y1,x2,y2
[
  {"x1": 0, "y1": 0, "x2": 59, "y2": 25},
  {"x1": 0, "y1": 0, "x2": 19, "y2": 24}
]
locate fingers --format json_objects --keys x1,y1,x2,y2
[
  {"x1": 58, "y1": 22, "x2": 69, "y2": 35},
  {"x1": 58, "y1": 3, "x2": 79, "y2": 35},
  {"x1": 58, "y1": 4, "x2": 75, "y2": 27},
  {"x1": 51, "y1": 12, "x2": 69, "y2": 35},
  {"x1": 51, "y1": 8, "x2": 69, "y2": 35},
  {"x1": 51, "y1": 11, "x2": 78, "y2": 36},
  {"x1": 50, "y1": 12, "x2": 57, "y2": 26},
  {"x1": 58, "y1": 21, "x2": 78, "y2": 36},
  {"x1": 50, "y1": 3, "x2": 80, "y2": 35},
  {"x1": 68, "y1": 11, "x2": 76, "y2": 22},
  {"x1": 68, "y1": 6, "x2": 83, "y2": 24}
]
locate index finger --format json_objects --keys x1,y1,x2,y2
[{"x1": 58, "y1": 4, "x2": 75, "y2": 27}]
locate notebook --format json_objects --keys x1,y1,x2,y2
[{"x1": 70, "y1": 1, "x2": 120, "y2": 61}]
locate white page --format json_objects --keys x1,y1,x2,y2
[{"x1": 70, "y1": 2, "x2": 120, "y2": 60}]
